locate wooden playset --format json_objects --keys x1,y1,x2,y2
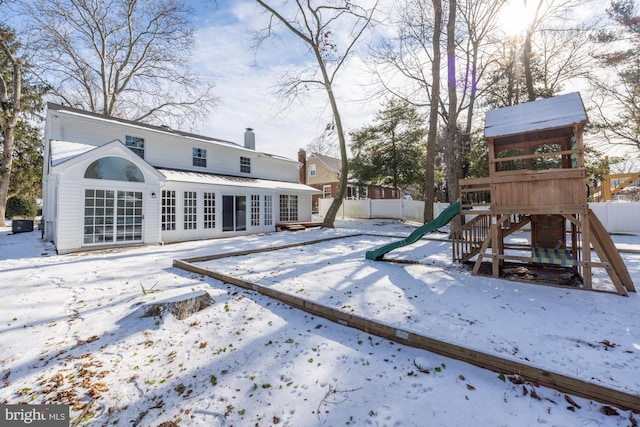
[{"x1": 452, "y1": 93, "x2": 635, "y2": 296}]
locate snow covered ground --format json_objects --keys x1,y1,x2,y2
[{"x1": 1, "y1": 219, "x2": 638, "y2": 426}]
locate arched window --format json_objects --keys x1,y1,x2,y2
[{"x1": 84, "y1": 157, "x2": 145, "y2": 182}]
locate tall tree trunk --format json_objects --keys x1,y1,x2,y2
[
  {"x1": 524, "y1": 0, "x2": 543, "y2": 102},
  {"x1": 319, "y1": 57, "x2": 348, "y2": 228},
  {"x1": 0, "y1": 125, "x2": 15, "y2": 226},
  {"x1": 255, "y1": 1, "x2": 375, "y2": 228},
  {"x1": 0, "y1": 36, "x2": 22, "y2": 227},
  {"x1": 423, "y1": 0, "x2": 442, "y2": 223},
  {"x1": 461, "y1": 42, "x2": 479, "y2": 179},
  {"x1": 444, "y1": 0, "x2": 462, "y2": 235},
  {"x1": 523, "y1": 29, "x2": 535, "y2": 102},
  {"x1": 444, "y1": 0, "x2": 459, "y2": 209}
]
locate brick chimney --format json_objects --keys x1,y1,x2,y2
[{"x1": 298, "y1": 148, "x2": 307, "y2": 184}]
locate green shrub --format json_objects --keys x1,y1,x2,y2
[{"x1": 6, "y1": 196, "x2": 38, "y2": 219}]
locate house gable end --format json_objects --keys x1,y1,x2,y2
[{"x1": 50, "y1": 139, "x2": 166, "y2": 184}]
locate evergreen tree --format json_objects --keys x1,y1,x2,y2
[
  {"x1": 591, "y1": 0, "x2": 640, "y2": 150},
  {"x1": 1, "y1": 27, "x2": 47, "y2": 223},
  {"x1": 349, "y1": 99, "x2": 427, "y2": 197},
  {"x1": 10, "y1": 121, "x2": 43, "y2": 199}
]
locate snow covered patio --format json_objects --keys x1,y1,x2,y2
[{"x1": 1, "y1": 219, "x2": 639, "y2": 426}]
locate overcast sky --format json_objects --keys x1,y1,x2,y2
[{"x1": 189, "y1": 0, "x2": 383, "y2": 160}]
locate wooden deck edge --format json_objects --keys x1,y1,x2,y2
[{"x1": 173, "y1": 256, "x2": 640, "y2": 413}]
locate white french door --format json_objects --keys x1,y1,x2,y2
[{"x1": 84, "y1": 189, "x2": 143, "y2": 245}]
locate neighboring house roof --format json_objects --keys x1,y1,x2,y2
[
  {"x1": 309, "y1": 153, "x2": 341, "y2": 173},
  {"x1": 484, "y1": 92, "x2": 588, "y2": 138},
  {"x1": 158, "y1": 168, "x2": 320, "y2": 193}
]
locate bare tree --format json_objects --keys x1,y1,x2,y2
[
  {"x1": 25, "y1": 0, "x2": 217, "y2": 127},
  {"x1": 589, "y1": 0, "x2": 640, "y2": 151},
  {"x1": 306, "y1": 122, "x2": 340, "y2": 157},
  {"x1": 255, "y1": 0, "x2": 378, "y2": 228},
  {"x1": 367, "y1": 0, "x2": 441, "y2": 220},
  {"x1": 506, "y1": 0, "x2": 591, "y2": 102},
  {"x1": 0, "y1": 29, "x2": 21, "y2": 226},
  {"x1": 368, "y1": 0, "x2": 505, "y2": 220},
  {"x1": 458, "y1": 0, "x2": 505, "y2": 138},
  {"x1": 443, "y1": 0, "x2": 459, "y2": 210},
  {"x1": 424, "y1": 0, "x2": 442, "y2": 222}
]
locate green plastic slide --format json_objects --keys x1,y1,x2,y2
[{"x1": 365, "y1": 201, "x2": 460, "y2": 261}]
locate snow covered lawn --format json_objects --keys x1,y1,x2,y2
[{"x1": 1, "y1": 219, "x2": 638, "y2": 426}]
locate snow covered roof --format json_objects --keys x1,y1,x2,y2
[
  {"x1": 47, "y1": 103, "x2": 299, "y2": 164},
  {"x1": 484, "y1": 92, "x2": 588, "y2": 139},
  {"x1": 50, "y1": 140, "x2": 98, "y2": 166},
  {"x1": 158, "y1": 168, "x2": 321, "y2": 193}
]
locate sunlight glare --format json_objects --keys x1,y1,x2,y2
[{"x1": 498, "y1": 0, "x2": 536, "y2": 36}]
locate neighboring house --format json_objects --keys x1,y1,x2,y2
[
  {"x1": 42, "y1": 103, "x2": 319, "y2": 254},
  {"x1": 297, "y1": 149, "x2": 399, "y2": 212}
]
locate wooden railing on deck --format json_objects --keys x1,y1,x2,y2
[{"x1": 452, "y1": 213, "x2": 491, "y2": 263}]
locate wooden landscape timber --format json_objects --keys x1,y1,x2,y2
[{"x1": 172, "y1": 236, "x2": 640, "y2": 413}]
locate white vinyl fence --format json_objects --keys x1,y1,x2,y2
[{"x1": 318, "y1": 199, "x2": 640, "y2": 234}]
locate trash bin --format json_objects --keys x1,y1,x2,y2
[{"x1": 12, "y1": 219, "x2": 34, "y2": 233}]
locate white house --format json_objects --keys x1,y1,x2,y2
[{"x1": 42, "y1": 103, "x2": 319, "y2": 254}]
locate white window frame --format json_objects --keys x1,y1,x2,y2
[
  {"x1": 204, "y1": 192, "x2": 215, "y2": 229},
  {"x1": 162, "y1": 190, "x2": 176, "y2": 231},
  {"x1": 264, "y1": 195, "x2": 273, "y2": 226},
  {"x1": 279, "y1": 194, "x2": 298, "y2": 222},
  {"x1": 184, "y1": 191, "x2": 197, "y2": 230},
  {"x1": 240, "y1": 156, "x2": 251, "y2": 174},
  {"x1": 193, "y1": 148, "x2": 207, "y2": 167},
  {"x1": 251, "y1": 194, "x2": 260, "y2": 226},
  {"x1": 125, "y1": 135, "x2": 145, "y2": 159},
  {"x1": 322, "y1": 185, "x2": 332, "y2": 198}
]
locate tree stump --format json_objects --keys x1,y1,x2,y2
[{"x1": 141, "y1": 290, "x2": 214, "y2": 320}]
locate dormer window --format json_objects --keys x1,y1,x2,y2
[
  {"x1": 193, "y1": 148, "x2": 207, "y2": 167},
  {"x1": 125, "y1": 135, "x2": 145, "y2": 159},
  {"x1": 240, "y1": 156, "x2": 251, "y2": 173}
]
